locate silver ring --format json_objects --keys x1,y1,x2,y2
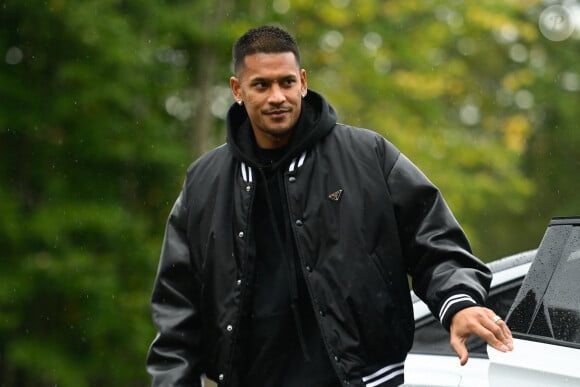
[{"x1": 492, "y1": 315, "x2": 502, "y2": 324}]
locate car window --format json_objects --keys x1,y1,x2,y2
[
  {"x1": 528, "y1": 232, "x2": 580, "y2": 344},
  {"x1": 411, "y1": 280, "x2": 522, "y2": 357},
  {"x1": 507, "y1": 219, "x2": 580, "y2": 347}
]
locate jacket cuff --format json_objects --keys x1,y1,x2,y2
[{"x1": 439, "y1": 293, "x2": 479, "y2": 331}]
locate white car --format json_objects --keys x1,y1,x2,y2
[
  {"x1": 405, "y1": 216, "x2": 580, "y2": 386},
  {"x1": 404, "y1": 249, "x2": 535, "y2": 386}
]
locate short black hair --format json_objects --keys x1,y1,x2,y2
[{"x1": 232, "y1": 25, "x2": 301, "y2": 74}]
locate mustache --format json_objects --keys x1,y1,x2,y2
[{"x1": 263, "y1": 107, "x2": 292, "y2": 114}]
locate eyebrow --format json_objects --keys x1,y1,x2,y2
[{"x1": 249, "y1": 74, "x2": 297, "y2": 83}]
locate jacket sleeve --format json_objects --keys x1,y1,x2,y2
[
  {"x1": 387, "y1": 151, "x2": 492, "y2": 330},
  {"x1": 146, "y1": 188, "x2": 203, "y2": 387}
]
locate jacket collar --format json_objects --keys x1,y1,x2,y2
[{"x1": 239, "y1": 150, "x2": 307, "y2": 183}]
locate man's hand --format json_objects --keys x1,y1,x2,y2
[{"x1": 450, "y1": 306, "x2": 514, "y2": 366}]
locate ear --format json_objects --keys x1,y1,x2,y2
[
  {"x1": 300, "y1": 69, "x2": 308, "y2": 97},
  {"x1": 230, "y1": 76, "x2": 242, "y2": 102}
]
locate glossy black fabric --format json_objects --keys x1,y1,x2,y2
[
  {"x1": 146, "y1": 90, "x2": 491, "y2": 387},
  {"x1": 239, "y1": 144, "x2": 339, "y2": 387}
]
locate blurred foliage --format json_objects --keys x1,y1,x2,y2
[{"x1": 1, "y1": 0, "x2": 579, "y2": 385}]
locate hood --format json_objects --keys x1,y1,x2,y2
[{"x1": 226, "y1": 89, "x2": 337, "y2": 170}]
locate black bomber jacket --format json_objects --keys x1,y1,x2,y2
[{"x1": 146, "y1": 90, "x2": 492, "y2": 387}]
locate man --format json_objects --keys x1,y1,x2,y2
[{"x1": 147, "y1": 25, "x2": 513, "y2": 387}]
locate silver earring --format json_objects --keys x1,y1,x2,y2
[{"x1": 237, "y1": 100, "x2": 243, "y2": 106}]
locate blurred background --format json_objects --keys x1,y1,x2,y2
[{"x1": 1, "y1": 0, "x2": 579, "y2": 385}]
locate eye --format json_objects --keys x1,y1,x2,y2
[{"x1": 253, "y1": 81, "x2": 268, "y2": 90}]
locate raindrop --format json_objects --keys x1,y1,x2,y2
[
  {"x1": 171, "y1": 50, "x2": 188, "y2": 67},
  {"x1": 374, "y1": 56, "x2": 391, "y2": 74},
  {"x1": 498, "y1": 24, "x2": 519, "y2": 43},
  {"x1": 330, "y1": 0, "x2": 350, "y2": 8},
  {"x1": 320, "y1": 30, "x2": 344, "y2": 51},
  {"x1": 509, "y1": 43, "x2": 528, "y2": 63},
  {"x1": 539, "y1": 5, "x2": 575, "y2": 42},
  {"x1": 459, "y1": 104, "x2": 480, "y2": 126},
  {"x1": 514, "y1": 90, "x2": 534, "y2": 109},
  {"x1": 446, "y1": 12, "x2": 464, "y2": 30},
  {"x1": 273, "y1": 0, "x2": 290, "y2": 14},
  {"x1": 165, "y1": 95, "x2": 192, "y2": 121},
  {"x1": 363, "y1": 32, "x2": 382, "y2": 52},
  {"x1": 5, "y1": 46, "x2": 23, "y2": 65},
  {"x1": 561, "y1": 71, "x2": 580, "y2": 91},
  {"x1": 210, "y1": 86, "x2": 233, "y2": 119},
  {"x1": 156, "y1": 47, "x2": 189, "y2": 67},
  {"x1": 434, "y1": 6, "x2": 451, "y2": 22}
]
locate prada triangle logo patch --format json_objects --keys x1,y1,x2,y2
[{"x1": 328, "y1": 189, "x2": 343, "y2": 202}]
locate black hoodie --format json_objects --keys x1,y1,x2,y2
[
  {"x1": 226, "y1": 91, "x2": 340, "y2": 386},
  {"x1": 226, "y1": 89, "x2": 336, "y2": 170}
]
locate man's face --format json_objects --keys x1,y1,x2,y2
[{"x1": 230, "y1": 52, "x2": 307, "y2": 149}]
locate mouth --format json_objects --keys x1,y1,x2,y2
[{"x1": 265, "y1": 109, "x2": 291, "y2": 118}]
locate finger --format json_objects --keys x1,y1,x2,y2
[
  {"x1": 488, "y1": 313, "x2": 512, "y2": 340},
  {"x1": 492, "y1": 318, "x2": 514, "y2": 350},
  {"x1": 500, "y1": 319, "x2": 513, "y2": 340},
  {"x1": 450, "y1": 336, "x2": 469, "y2": 366},
  {"x1": 488, "y1": 319, "x2": 508, "y2": 342},
  {"x1": 479, "y1": 319, "x2": 512, "y2": 352}
]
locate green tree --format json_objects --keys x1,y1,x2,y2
[{"x1": 0, "y1": 1, "x2": 190, "y2": 385}]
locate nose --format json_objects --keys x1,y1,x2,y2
[{"x1": 268, "y1": 83, "x2": 286, "y2": 105}]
